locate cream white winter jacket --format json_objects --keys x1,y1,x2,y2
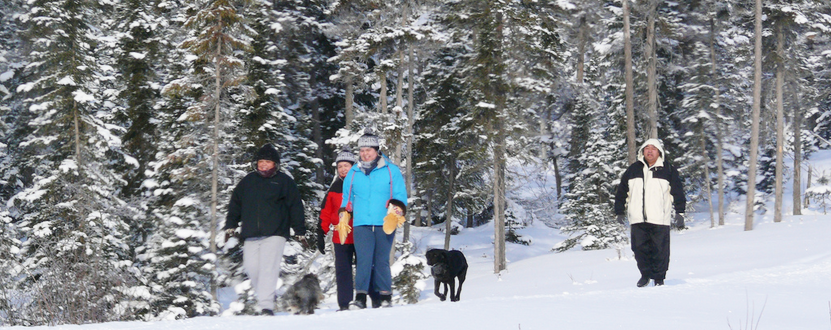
[{"x1": 614, "y1": 139, "x2": 686, "y2": 226}]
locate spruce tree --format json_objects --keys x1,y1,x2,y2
[{"x1": 8, "y1": 0, "x2": 141, "y2": 324}]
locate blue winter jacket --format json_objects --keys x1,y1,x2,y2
[{"x1": 340, "y1": 154, "x2": 408, "y2": 227}]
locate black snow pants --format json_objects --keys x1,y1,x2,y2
[
  {"x1": 630, "y1": 222, "x2": 671, "y2": 280},
  {"x1": 333, "y1": 243, "x2": 355, "y2": 309}
]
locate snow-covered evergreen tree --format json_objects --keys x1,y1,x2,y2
[
  {"x1": 0, "y1": 209, "x2": 21, "y2": 325},
  {"x1": 555, "y1": 87, "x2": 628, "y2": 252},
  {"x1": 7, "y1": 0, "x2": 141, "y2": 324}
]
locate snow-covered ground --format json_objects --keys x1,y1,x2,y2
[{"x1": 11, "y1": 150, "x2": 831, "y2": 330}]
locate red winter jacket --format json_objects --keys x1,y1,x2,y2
[{"x1": 319, "y1": 176, "x2": 354, "y2": 244}]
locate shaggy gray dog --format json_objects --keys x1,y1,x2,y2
[{"x1": 283, "y1": 274, "x2": 325, "y2": 315}]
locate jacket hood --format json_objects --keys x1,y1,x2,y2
[{"x1": 637, "y1": 138, "x2": 666, "y2": 165}]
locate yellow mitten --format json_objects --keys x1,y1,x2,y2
[
  {"x1": 336, "y1": 212, "x2": 352, "y2": 243},
  {"x1": 383, "y1": 205, "x2": 405, "y2": 234}
]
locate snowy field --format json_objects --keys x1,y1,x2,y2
[{"x1": 10, "y1": 150, "x2": 831, "y2": 330}]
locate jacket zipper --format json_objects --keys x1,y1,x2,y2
[{"x1": 642, "y1": 164, "x2": 648, "y2": 222}]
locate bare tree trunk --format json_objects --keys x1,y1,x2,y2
[
  {"x1": 209, "y1": 25, "x2": 222, "y2": 299},
  {"x1": 539, "y1": 109, "x2": 548, "y2": 158},
  {"x1": 345, "y1": 75, "x2": 354, "y2": 128},
  {"x1": 426, "y1": 192, "x2": 433, "y2": 227},
  {"x1": 493, "y1": 10, "x2": 507, "y2": 274},
  {"x1": 553, "y1": 156, "x2": 562, "y2": 199},
  {"x1": 445, "y1": 165, "x2": 455, "y2": 250},
  {"x1": 74, "y1": 100, "x2": 85, "y2": 235},
  {"x1": 393, "y1": 49, "x2": 405, "y2": 163},
  {"x1": 793, "y1": 81, "x2": 803, "y2": 215},
  {"x1": 701, "y1": 127, "x2": 714, "y2": 228},
  {"x1": 774, "y1": 24, "x2": 785, "y2": 223},
  {"x1": 805, "y1": 167, "x2": 811, "y2": 206},
  {"x1": 493, "y1": 122, "x2": 506, "y2": 273},
  {"x1": 623, "y1": 0, "x2": 636, "y2": 163},
  {"x1": 709, "y1": 16, "x2": 726, "y2": 226},
  {"x1": 396, "y1": 51, "x2": 404, "y2": 112},
  {"x1": 74, "y1": 101, "x2": 81, "y2": 168},
  {"x1": 645, "y1": 0, "x2": 660, "y2": 139},
  {"x1": 312, "y1": 75, "x2": 324, "y2": 186},
  {"x1": 414, "y1": 183, "x2": 423, "y2": 227},
  {"x1": 745, "y1": 0, "x2": 763, "y2": 231},
  {"x1": 379, "y1": 69, "x2": 388, "y2": 114},
  {"x1": 576, "y1": 17, "x2": 587, "y2": 85},
  {"x1": 404, "y1": 43, "x2": 415, "y2": 243}
]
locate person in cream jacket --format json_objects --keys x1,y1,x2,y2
[{"x1": 615, "y1": 139, "x2": 686, "y2": 287}]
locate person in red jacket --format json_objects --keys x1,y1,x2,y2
[{"x1": 317, "y1": 148, "x2": 379, "y2": 310}]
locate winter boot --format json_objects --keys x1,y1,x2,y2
[
  {"x1": 370, "y1": 296, "x2": 381, "y2": 308},
  {"x1": 380, "y1": 294, "x2": 392, "y2": 308},
  {"x1": 350, "y1": 293, "x2": 367, "y2": 310},
  {"x1": 261, "y1": 309, "x2": 274, "y2": 316},
  {"x1": 636, "y1": 276, "x2": 650, "y2": 287},
  {"x1": 654, "y1": 278, "x2": 664, "y2": 286}
]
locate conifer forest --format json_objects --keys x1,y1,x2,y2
[{"x1": 1, "y1": 0, "x2": 830, "y2": 325}]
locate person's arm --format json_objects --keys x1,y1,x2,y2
[
  {"x1": 320, "y1": 190, "x2": 340, "y2": 234},
  {"x1": 340, "y1": 170, "x2": 354, "y2": 209},
  {"x1": 388, "y1": 166, "x2": 408, "y2": 215},
  {"x1": 669, "y1": 165, "x2": 686, "y2": 214},
  {"x1": 285, "y1": 178, "x2": 306, "y2": 236},
  {"x1": 614, "y1": 167, "x2": 632, "y2": 215},
  {"x1": 224, "y1": 182, "x2": 243, "y2": 230}
]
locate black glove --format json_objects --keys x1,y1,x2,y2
[
  {"x1": 316, "y1": 227, "x2": 326, "y2": 254},
  {"x1": 616, "y1": 214, "x2": 628, "y2": 226},
  {"x1": 673, "y1": 213, "x2": 685, "y2": 229}
]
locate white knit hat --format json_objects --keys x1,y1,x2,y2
[{"x1": 335, "y1": 147, "x2": 357, "y2": 165}]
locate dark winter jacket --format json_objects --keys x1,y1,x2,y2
[
  {"x1": 224, "y1": 171, "x2": 306, "y2": 240},
  {"x1": 615, "y1": 139, "x2": 686, "y2": 226},
  {"x1": 319, "y1": 176, "x2": 353, "y2": 244}
]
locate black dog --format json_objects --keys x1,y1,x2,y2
[
  {"x1": 425, "y1": 248, "x2": 468, "y2": 302},
  {"x1": 283, "y1": 274, "x2": 325, "y2": 315}
]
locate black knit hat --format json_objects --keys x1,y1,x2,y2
[{"x1": 254, "y1": 144, "x2": 281, "y2": 164}]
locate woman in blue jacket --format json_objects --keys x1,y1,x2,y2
[{"x1": 340, "y1": 129, "x2": 407, "y2": 308}]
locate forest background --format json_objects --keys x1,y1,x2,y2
[{"x1": 1, "y1": 0, "x2": 830, "y2": 325}]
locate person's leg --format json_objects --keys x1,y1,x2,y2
[
  {"x1": 352, "y1": 226, "x2": 374, "y2": 307},
  {"x1": 650, "y1": 224, "x2": 671, "y2": 282},
  {"x1": 630, "y1": 223, "x2": 652, "y2": 280},
  {"x1": 372, "y1": 227, "x2": 395, "y2": 305},
  {"x1": 333, "y1": 243, "x2": 355, "y2": 309},
  {"x1": 255, "y1": 236, "x2": 286, "y2": 312},
  {"x1": 242, "y1": 238, "x2": 262, "y2": 305},
  {"x1": 367, "y1": 271, "x2": 381, "y2": 308}
]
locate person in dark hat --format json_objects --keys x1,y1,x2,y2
[
  {"x1": 224, "y1": 143, "x2": 306, "y2": 315},
  {"x1": 340, "y1": 129, "x2": 408, "y2": 309}
]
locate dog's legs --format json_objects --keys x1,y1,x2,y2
[
  {"x1": 454, "y1": 266, "x2": 467, "y2": 302},
  {"x1": 433, "y1": 279, "x2": 447, "y2": 301},
  {"x1": 448, "y1": 279, "x2": 457, "y2": 302},
  {"x1": 434, "y1": 279, "x2": 446, "y2": 301}
]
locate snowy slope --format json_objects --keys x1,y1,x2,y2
[{"x1": 10, "y1": 151, "x2": 831, "y2": 330}]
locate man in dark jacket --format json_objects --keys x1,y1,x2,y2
[
  {"x1": 615, "y1": 139, "x2": 686, "y2": 287},
  {"x1": 224, "y1": 143, "x2": 306, "y2": 315}
]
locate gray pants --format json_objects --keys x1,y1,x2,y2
[{"x1": 243, "y1": 235, "x2": 287, "y2": 311}]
